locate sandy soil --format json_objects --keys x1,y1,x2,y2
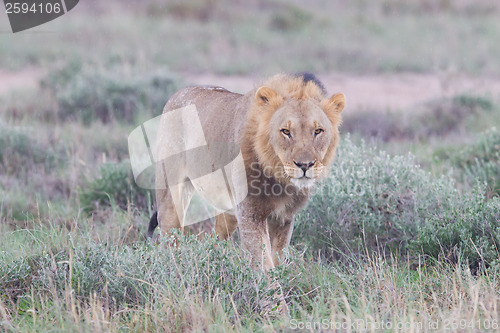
[
  {"x1": 1, "y1": 68, "x2": 500, "y2": 113},
  {"x1": 0, "y1": 68, "x2": 44, "y2": 96},
  {"x1": 184, "y1": 72, "x2": 500, "y2": 113}
]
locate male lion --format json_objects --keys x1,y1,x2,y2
[{"x1": 148, "y1": 73, "x2": 345, "y2": 272}]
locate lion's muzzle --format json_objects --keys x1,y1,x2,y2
[{"x1": 284, "y1": 161, "x2": 324, "y2": 180}]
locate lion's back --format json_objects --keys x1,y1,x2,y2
[{"x1": 162, "y1": 86, "x2": 248, "y2": 144}]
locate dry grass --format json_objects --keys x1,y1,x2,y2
[{"x1": 1, "y1": 226, "x2": 500, "y2": 332}]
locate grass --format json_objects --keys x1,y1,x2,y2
[
  {"x1": 1, "y1": 225, "x2": 500, "y2": 332},
  {"x1": 2, "y1": 0, "x2": 500, "y2": 330}
]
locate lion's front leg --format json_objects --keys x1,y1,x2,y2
[
  {"x1": 238, "y1": 212, "x2": 275, "y2": 271},
  {"x1": 267, "y1": 215, "x2": 294, "y2": 266},
  {"x1": 238, "y1": 204, "x2": 289, "y2": 315}
]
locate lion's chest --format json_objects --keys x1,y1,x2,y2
[{"x1": 271, "y1": 191, "x2": 310, "y2": 220}]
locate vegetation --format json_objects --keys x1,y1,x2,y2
[
  {"x1": 2, "y1": 0, "x2": 500, "y2": 75},
  {"x1": 41, "y1": 62, "x2": 179, "y2": 125},
  {"x1": 295, "y1": 138, "x2": 459, "y2": 260},
  {"x1": 450, "y1": 128, "x2": 500, "y2": 197},
  {"x1": 1, "y1": 0, "x2": 500, "y2": 331},
  {"x1": 79, "y1": 161, "x2": 152, "y2": 214}
]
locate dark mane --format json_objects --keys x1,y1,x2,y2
[{"x1": 295, "y1": 72, "x2": 327, "y2": 95}]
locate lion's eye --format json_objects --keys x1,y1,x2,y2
[
  {"x1": 281, "y1": 129, "x2": 291, "y2": 137},
  {"x1": 314, "y1": 128, "x2": 324, "y2": 135}
]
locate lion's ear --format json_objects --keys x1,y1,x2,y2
[
  {"x1": 255, "y1": 86, "x2": 280, "y2": 107},
  {"x1": 324, "y1": 93, "x2": 346, "y2": 114}
]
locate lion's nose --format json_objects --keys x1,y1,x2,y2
[{"x1": 294, "y1": 161, "x2": 315, "y2": 173}]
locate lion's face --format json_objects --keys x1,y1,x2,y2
[
  {"x1": 269, "y1": 99, "x2": 333, "y2": 188},
  {"x1": 252, "y1": 85, "x2": 345, "y2": 188}
]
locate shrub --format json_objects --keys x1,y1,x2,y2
[
  {"x1": 293, "y1": 138, "x2": 500, "y2": 269},
  {"x1": 269, "y1": 4, "x2": 313, "y2": 31},
  {"x1": 0, "y1": 188, "x2": 41, "y2": 221},
  {"x1": 451, "y1": 128, "x2": 500, "y2": 197},
  {"x1": 412, "y1": 193, "x2": 500, "y2": 271},
  {"x1": 294, "y1": 138, "x2": 458, "y2": 259},
  {"x1": 342, "y1": 95, "x2": 495, "y2": 141},
  {"x1": 79, "y1": 161, "x2": 152, "y2": 214},
  {"x1": 341, "y1": 110, "x2": 404, "y2": 142},
  {"x1": 0, "y1": 125, "x2": 62, "y2": 176},
  {"x1": 41, "y1": 63, "x2": 179, "y2": 125},
  {"x1": 409, "y1": 95, "x2": 494, "y2": 139},
  {"x1": 158, "y1": 0, "x2": 224, "y2": 21}
]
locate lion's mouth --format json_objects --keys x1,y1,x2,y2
[
  {"x1": 290, "y1": 176, "x2": 316, "y2": 189},
  {"x1": 283, "y1": 162, "x2": 324, "y2": 181}
]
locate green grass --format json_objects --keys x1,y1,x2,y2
[{"x1": 1, "y1": 224, "x2": 500, "y2": 332}]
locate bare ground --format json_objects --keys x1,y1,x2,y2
[
  {"x1": 1, "y1": 68, "x2": 500, "y2": 113},
  {"x1": 0, "y1": 68, "x2": 44, "y2": 96},
  {"x1": 184, "y1": 72, "x2": 500, "y2": 112}
]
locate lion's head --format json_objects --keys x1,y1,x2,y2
[{"x1": 247, "y1": 74, "x2": 345, "y2": 188}]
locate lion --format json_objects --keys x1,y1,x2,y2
[{"x1": 148, "y1": 73, "x2": 345, "y2": 310}]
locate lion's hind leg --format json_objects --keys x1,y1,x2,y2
[{"x1": 156, "y1": 181, "x2": 195, "y2": 236}]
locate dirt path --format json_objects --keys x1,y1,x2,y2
[
  {"x1": 0, "y1": 68, "x2": 44, "y2": 96},
  {"x1": 184, "y1": 73, "x2": 500, "y2": 112},
  {"x1": 1, "y1": 68, "x2": 500, "y2": 113}
]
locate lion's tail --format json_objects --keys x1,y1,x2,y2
[{"x1": 147, "y1": 211, "x2": 158, "y2": 239}]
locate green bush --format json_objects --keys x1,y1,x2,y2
[
  {"x1": 412, "y1": 194, "x2": 500, "y2": 271},
  {"x1": 294, "y1": 138, "x2": 458, "y2": 259},
  {"x1": 0, "y1": 125, "x2": 62, "y2": 175},
  {"x1": 294, "y1": 138, "x2": 500, "y2": 269},
  {"x1": 79, "y1": 161, "x2": 152, "y2": 214},
  {"x1": 451, "y1": 128, "x2": 500, "y2": 197},
  {"x1": 41, "y1": 62, "x2": 179, "y2": 125}
]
